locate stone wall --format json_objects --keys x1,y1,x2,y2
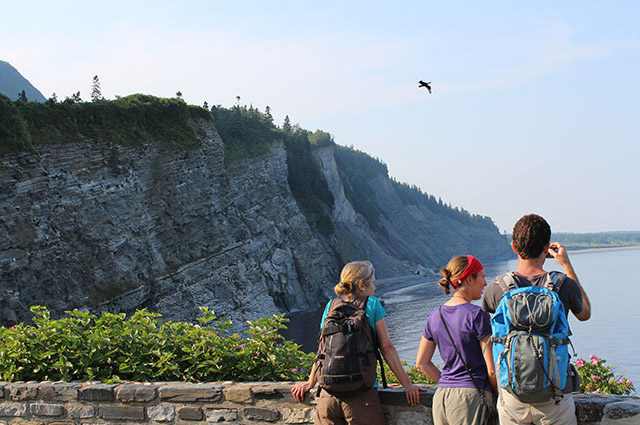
[{"x1": 0, "y1": 382, "x2": 637, "y2": 425}]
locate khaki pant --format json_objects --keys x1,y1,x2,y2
[
  {"x1": 432, "y1": 386, "x2": 495, "y2": 425},
  {"x1": 315, "y1": 388, "x2": 384, "y2": 425},
  {"x1": 497, "y1": 388, "x2": 577, "y2": 425}
]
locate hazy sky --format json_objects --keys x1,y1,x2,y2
[{"x1": 3, "y1": 1, "x2": 639, "y2": 233}]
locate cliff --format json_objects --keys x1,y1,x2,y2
[{"x1": 0, "y1": 108, "x2": 511, "y2": 326}]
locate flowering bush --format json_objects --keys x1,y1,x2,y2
[
  {"x1": 574, "y1": 354, "x2": 635, "y2": 395},
  {"x1": 0, "y1": 306, "x2": 313, "y2": 383}
]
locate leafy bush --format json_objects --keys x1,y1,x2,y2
[
  {"x1": 574, "y1": 354, "x2": 635, "y2": 395},
  {"x1": 0, "y1": 306, "x2": 313, "y2": 383},
  {"x1": 378, "y1": 360, "x2": 436, "y2": 386}
]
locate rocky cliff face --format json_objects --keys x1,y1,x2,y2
[
  {"x1": 0, "y1": 119, "x2": 510, "y2": 326},
  {"x1": 0, "y1": 120, "x2": 339, "y2": 326},
  {"x1": 314, "y1": 145, "x2": 511, "y2": 278}
]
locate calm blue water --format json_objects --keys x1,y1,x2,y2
[{"x1": 285, "y1": 248, "x2": 640, "y2": 389}]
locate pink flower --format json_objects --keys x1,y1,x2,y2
[
  {"x1": 591, "y1": 375, "x2": 600, "y2": 381},
  {"x1": 575, "y1": 359, "x2": 585, "y2": 368},
  {"x1": 628, "y1": 380, "x2": 634, "y2": 387},
  {"x1": 591, "y1": 357, "x2": 600, "y2": 365}
]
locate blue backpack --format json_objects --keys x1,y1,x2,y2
[{"x1": 491, "y1": 272, "x2": 570, "y2": 403}]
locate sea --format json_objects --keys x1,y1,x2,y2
[{"x1": 283, "y1": 247, "x2": 640, "y2": 390}]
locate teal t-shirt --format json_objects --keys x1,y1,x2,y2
[{"x1": 320, "y1": 296, "x2": 387, "y2": 334}]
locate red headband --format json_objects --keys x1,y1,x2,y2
[{"x1": 452, "y1": 255, "x2": 484, "y2": 287}]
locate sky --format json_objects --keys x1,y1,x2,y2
[{"x1": 3, "y1": 1, "x2": 639, "y2": 233}]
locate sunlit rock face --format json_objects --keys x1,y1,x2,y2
[{"x1": 0, "y1": 120, "x2": 338, "y2": 326}]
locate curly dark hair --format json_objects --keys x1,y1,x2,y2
[{"x1": 512, "y1": 214, "x2": 551, "y2": 259}]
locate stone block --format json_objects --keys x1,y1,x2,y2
[
  {"x1": 574, "y1": 393, "x2": 624, "y2": 423},
  {"x1": 7, "y1": 383, "x2": 39, "y2": 401},
  {"x1": 252, "y1": 385, "x2": 295, "y2": 402},
  {"x1": 115, "y1": 384, "x2": 158, "y2": 403},
  {"x1": 603, "y1": 400, "x2": 640, "y2": 420},
  {"x1": 98, "y1": 405, "x2": 145, "y2": 421},
  {"x1": 30, "y1": 402, "x2": 65, "y2": 417},
  {"x1": 177, "y1": 406, "x2": 203, "y2": 421},
  {"x1": 67, "y1": 403, "x2": 96, "y2": 419},
  {"x1": 224, "y1": 386, "x2": 253, "y2": 403},
  {"x1": 79, "y1": 383, "x2": 117, "y2": 401},
  {"x1": 0, "y1": 401, "x2": 27, "y2": 417},
  {"x1": 39, "y1": 382, "x2": 80, "y2": 402},
  {"x1": 206, "y1": 408, "x2": 238, "y2": 423},
  {"x1": 148, "y1": 405, "x2": 175, "y2": 422},
  {"x1": 243, "y1": 407, "x2": 280, "y2": 422},
  {"x1": 159, "y1": 383, "x2": 223, "y2": 402},
  {"x1": 281, "y1": 406, "x2": 314, "y2": 424}
]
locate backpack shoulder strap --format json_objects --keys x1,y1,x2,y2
[
  {"x1": 543, "y1": 271, "x2": 567, "y2": 293},
  {"x1": 359, "y1": 296, "x2": 388, "y2": 389},
  {"x1": 497, "y1": 272, "x2": 518, "y2": 294},
  {"x1": 547, "y1": 271, "x2": 567, "y2": 293}
]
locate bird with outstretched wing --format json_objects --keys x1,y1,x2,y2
[{"x1": 418, "y1": 80, "x2": 432, "y2": 94}]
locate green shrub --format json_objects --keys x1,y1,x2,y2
[
  {"x1": 0, "y1": 306, "x2": 313, "y2": 383},
  {"x1": 378, "y1": 360, "x2": 436, "y2": 386},
  {"x1": 574, "y1": 354, "x2": 635, "y2": 395}
]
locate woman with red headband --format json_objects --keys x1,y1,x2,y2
[{"x1": 416, "y1": 255, "x2": 497, "y2": 425}]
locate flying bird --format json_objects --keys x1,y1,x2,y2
[{"x1": 418, "y1": 80, "x2": 432, "y2": 94}]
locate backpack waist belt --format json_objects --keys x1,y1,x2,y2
[{"x1": 323, "y1": 374, "x2": 364, "y2": 384}]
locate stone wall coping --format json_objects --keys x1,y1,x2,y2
[{"x1": 0, "y1": 381, "x2": 636, "y2": 424}]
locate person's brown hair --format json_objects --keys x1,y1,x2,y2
[
  {"x1": 439, "y1": 255, "x2": 469, "y2": 295},
  {"x1": 512, "y1": 214, "x2": 551, "y2": 259},
  {"x1": 334, "y1": 261, "x2": 375, "y2": 297}
]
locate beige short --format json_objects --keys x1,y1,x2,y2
[
  {"x1": 497, "y1": 388, "x2": 577, "y2": 425},
  {"x1": 432, "y1": 386, "x2": 495, "y2": 425},
  {"x1": 315, "y1": 388, "x2": 384, "y2": 425}
]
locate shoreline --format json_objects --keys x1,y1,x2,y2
[{"x1": 566, "y1": 245, "x2": 640, "y2": 254}]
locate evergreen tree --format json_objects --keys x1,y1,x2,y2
[
  {"x1": 49, "y1": 93, "x2": 58, "y2": 103},
  {"x1": 203, "y1": 101, "x2": 209, "y2": 109},
  {"x1": 91, "y1": 75, "x2": 103, "y2": 101},
  {"x1": 176, "y1": 91, "x2": 183, "y2": 99},
  {"x1": 17, "y1": 90, "x2": 27, "y2": 102},
  {"x1": 265, "y1": 106, "x2": 273, "y2": 124},
  {"x1": 71, "y1": 91, "x2": 82, "y2": 103},
  {"x1": 283, "y1": 115, "x2": 292, "y2": 133}
]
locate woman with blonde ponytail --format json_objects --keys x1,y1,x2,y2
[
  {"x1": 416, "y1": 255, "x2": 497, "y2": 425},
  {"x1": 292, "y1": 261, "x2": 423, "y2": 425}
]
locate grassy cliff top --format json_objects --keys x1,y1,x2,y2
[{"x1": 0, "y1": 93, "x2": 211, "y2": 152}]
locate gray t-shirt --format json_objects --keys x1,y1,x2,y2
[{"x1": 481, "y1": 271, "x2": 583, "y2": 317}]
